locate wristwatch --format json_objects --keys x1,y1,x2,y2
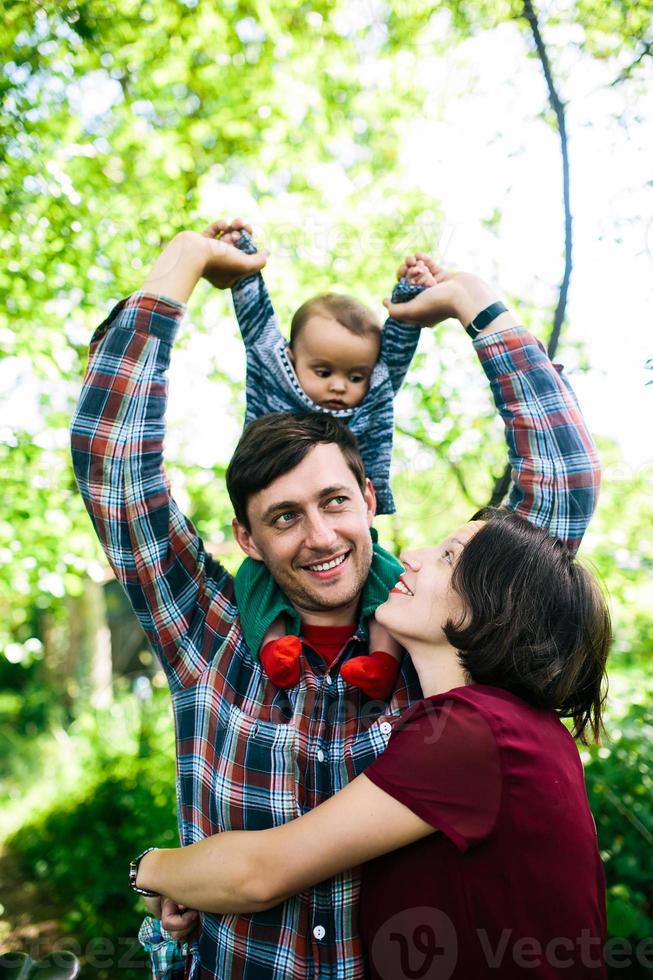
[
  {"x1": 129, "y1": 846, "x2": 160, "y2": 897},
  {"x1": 465, "y1": 301, "x2": 508, "y2": 339}
]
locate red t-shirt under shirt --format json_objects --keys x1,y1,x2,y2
[
  {"x1": 361, "y1": 685, "x2": 607, "y2": 979},
  {"x1": 302, "y1": 623, "x2": 355, "y2": 667}
]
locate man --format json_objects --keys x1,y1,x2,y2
[{"x1": 70, "y1": 220, "x2": 600, "y2": 979}]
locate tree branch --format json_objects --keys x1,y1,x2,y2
[
  {"x1": 489, "y1": 0, "x2": 573, "y2": 507},
  {"x1": 610, "y1": 40, "x2": 652, "y2": 87}
]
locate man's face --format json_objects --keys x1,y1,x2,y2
[{"x1": 232, "y1": 443, "x2": 376, "y2": 621}]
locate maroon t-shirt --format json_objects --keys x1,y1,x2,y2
[{"x1": 361, "y1": 685, "x2": 607, "y2": 979}]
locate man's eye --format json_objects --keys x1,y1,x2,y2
[
  {"x1": 328, "y1": 495, "x2": 348, "y2": 506},
  {"x1": 275, "y1": 512, "x2": 296, "y2": 526}
]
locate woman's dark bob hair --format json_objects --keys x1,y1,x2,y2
[{"x1": 445, "y1": 507, "x2": 611, "y2": 744}]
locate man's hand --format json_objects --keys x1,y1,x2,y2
[
  {"x1": 140, "y1": 218, "x2": 268, "y2": 304},
  {"x1": 198, "y1": 218, "x2": 268, "y2": 289},
  {"x1": 161, "y1": 897, "x2": 200, "y2": 942},
  {"x1": 384, "y1": 252, "x2": 461, "y2": 327},
  {"x1": 384, "y1": 252, "x2": 512, "y2": 332}
]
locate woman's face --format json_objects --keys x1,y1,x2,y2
[{"x1": 375, "y1": 522, "x2": 483, "y2": 647}]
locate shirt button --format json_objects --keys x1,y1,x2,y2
[
  {"x1": 317, "y1": 749, "x2": 325, "y2": 763},
  {"x1": 325, "y1": 675, "x2": 333, "y2": 686},
  {"x1": 313, "y1": 925, "x2": 326, "y2": 941},
  {"x1": 380, "y1": 721, "x2": 392, "y2": 737}
]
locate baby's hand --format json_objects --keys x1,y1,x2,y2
[{"x1": 397, "y1": 252, "x2": 449, "y2": 287}]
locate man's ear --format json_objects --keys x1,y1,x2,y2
[
  {"x1": 364, "y1": 478, "x2": 377, "y2": 527},
  {"x1": 232, "y1": 518, "x2": 264, "y2": 561}
]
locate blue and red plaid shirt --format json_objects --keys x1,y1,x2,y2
[{"x1": 70, "y1": 292, "x2": 600, "y2": 979}]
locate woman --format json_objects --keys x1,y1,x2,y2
[{"x1": 133, "y1": 506, "x2": 611, "y2": 979}]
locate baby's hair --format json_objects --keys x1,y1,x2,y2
[{"x1": 290, "y1": 293, "x2": 381, "y2": 348}]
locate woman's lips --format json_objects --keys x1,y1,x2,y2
[{"x1": 390, "y1": 575, "x2": 414, "y2": 596}]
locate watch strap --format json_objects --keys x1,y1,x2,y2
[
  {"x1": 129, "y1": 846, "x2": 160, "y2": 897},
  {"x1": 465, "y1": 301, "x2": 508, "y2": 339}
]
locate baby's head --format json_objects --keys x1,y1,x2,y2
[{"x1": 288, "y1": 294, "x2": 381, "y2": 411}]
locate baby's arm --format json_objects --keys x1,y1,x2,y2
[
  {"x1": 229, "y1": 229, "x2": 283, "y2": 349},
  {"x1": 379, "y1": 276, "x2": 427, "y2": 395}
]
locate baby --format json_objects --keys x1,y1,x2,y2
[{"x1": 222, "y1": 224, "x2": 438, "y2": 699}]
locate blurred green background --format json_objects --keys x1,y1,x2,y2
[{"x1": 1, "y1": 1, "x2": 652, "y2": 977}]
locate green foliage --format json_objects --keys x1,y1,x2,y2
[
  {"x1": 0, "y1": 0, "x2": 437, "y2": 661},
  {"x1": 585, "y1": 698, "x2": 653, "y2": 957},
  {"x1": 0, "y1": 432, "x2": 102, "y2": 650},
  {"x1": 5, "y1": 690, "x2": 177, "y2": 979},
  {"x1": 2, "y1": 0, "x2": 652, "y2": 974}
]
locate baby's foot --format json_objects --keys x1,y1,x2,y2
[
  {"x1": 341, "y1": 651, "x2": 401, "y2": 701},
  {"x1": 260, "y1": 635, "x2": 302, "y2": 688}
]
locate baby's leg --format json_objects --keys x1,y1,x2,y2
[
  {"x1": 262, "y1": 614, "x2": 286, "y2": 646},
  {"x1": 341, "y1": 618, "x2": 402, "y2": 701},
  {"x1": 260, "y1": 615, "x2": 302, "y2": 688}
]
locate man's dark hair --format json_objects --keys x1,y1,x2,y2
[
  {"x1": 289, "y1": 293, "x2": 381, "y2": 348},
  {"x1": 226, "y1": 412, "x2": 367, "y2": 530},
  {"x1": 445, "y1": 507, "x2": 611, "y2": 744}
]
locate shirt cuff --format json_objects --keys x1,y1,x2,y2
[
  {"x1": 93, "y1": 291, "x2": 186, "y2": 347},
  {"x1": 134, "y1": 290, "x2": 187, "y2": 312},
  {"x1": 471, "y1": 324, "x2": 531, "y2": 351}
]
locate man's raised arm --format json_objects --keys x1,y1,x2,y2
[
  {"x1": 384, "y1": 258, "x2": 600, "y2": 553},
  {"x1": 69, "y1": 222, "x2": 266, "y2": 689}
]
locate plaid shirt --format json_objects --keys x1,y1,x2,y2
[{"x1": 70, "y1": 292, "x2": 600, "y2": 980}]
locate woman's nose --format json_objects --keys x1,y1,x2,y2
[{"x1": 400, "y1": 550, "x2": 422, "y2": 571}]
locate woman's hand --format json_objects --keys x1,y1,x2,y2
[
  {"x1": 143, "y1": 895, "x2": 163, "y2": 918},
  {"x1": 161, "y1": 897, "x2": 200, "y2": 942}
]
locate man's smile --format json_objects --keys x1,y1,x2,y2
[{"x1": 301, "y1": 550, "x2": 351, "y2": 579}]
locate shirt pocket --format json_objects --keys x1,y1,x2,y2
[
  {"x1": 210, "y1": 701, "x2": 300, "y2": 831},
  {"x1": 346, "y1": 713, "x2": 401, "y2": 779}
]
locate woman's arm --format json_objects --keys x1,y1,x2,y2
[{"x1": 136, "y1": 773, "x2": 435, "y2": 914}]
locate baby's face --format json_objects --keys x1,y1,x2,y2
[{"x1": 289, "y1": 314, "x2": 380, "y2": 410}]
